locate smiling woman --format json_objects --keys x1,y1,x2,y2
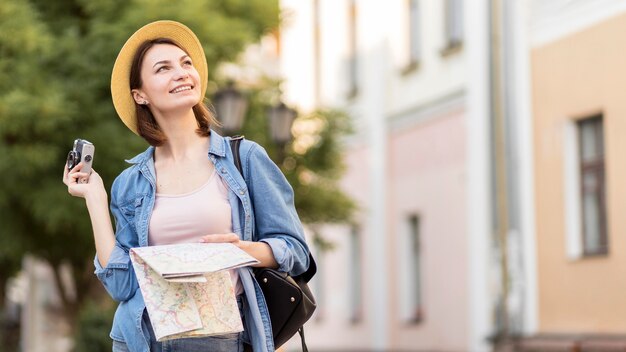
[
  {"x1": 62, "y1": 20, "x2": 312, "y2": 352},
  {"x1": 128, "y1": 38, "x2": 215, "y2": 146}
]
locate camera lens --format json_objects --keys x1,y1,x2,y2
[
  {"x1": 67, "y1": 151, "x2": 79, "y2": 170},
  {"x1": 85, "y1": 155, "x2": 92, "y2": 162}
]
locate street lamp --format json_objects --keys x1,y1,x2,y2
[
  {"x1": 212, "y1": 82, "x2": 248, "y2": 135},
  {"x1": 267, "y1": 102, "x2": 297, "y2": 146},
  {"x1": 268, "y1": 101, "x2": 297, "y2": 163},
  {"x1": 213, "y1": 83, "x2": 297, "y2": 163}
]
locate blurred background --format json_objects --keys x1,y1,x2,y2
[{"x1": 1, "y1": 0, "x2": 626, "y2": 351}]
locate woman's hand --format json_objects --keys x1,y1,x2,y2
[
  {"x1": 200, "y1": 233, "x2": 242, "y2": 245},
  {"x1": 200, "y1": 233, "x2": 278, "y2": 269},
  {"x1": 63, "y1": 162, "x2": 106, "y2": 202},
  {"x1": 62, "y1": 162, "x2": 116, "y2": 267}
]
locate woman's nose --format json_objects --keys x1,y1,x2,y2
[{"x1": 173, "y1": 66, "x2": 189, "y2": 80}]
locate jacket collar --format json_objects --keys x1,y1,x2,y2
[
  {"x1": 125, "y1": 146, "x2": 153, "y2": 165},
  {"x1": 208, "y1": 130, "x2": 227, "y2": 157},
  {"x1": 125, "y1": 130, "x2": 227, "y2": 166}
]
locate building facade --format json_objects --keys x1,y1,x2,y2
[
  {"x1": 524, "y1": 0, "x2": 626, "y2": 349},
  {"x1": 278, "y1": 0, "x2": 498, "y2": 351},
  {"x1": 275, "y1": 0, "x2": 626, "y2": 351}
]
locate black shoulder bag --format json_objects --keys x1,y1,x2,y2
[{"x1": 230, "y1": 136, "x2": 317, "y2": 352}]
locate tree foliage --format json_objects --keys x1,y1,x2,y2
[
  {"x1": 213, "y1": 79, "x2": 357, "y2": 251},
  {"x1": 0, "y1": 0, "x2": 280, "y2": 316},
  {"x1": 232, "y1": 84, "x2": 356, "y2": 225}
]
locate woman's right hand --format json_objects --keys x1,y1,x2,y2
[
  {"x1": 63, "y1": 162, "x2": 115, "y2": 268},
  {"x1": 63, "y1": 162, "x2": 106, "y2": 201}
]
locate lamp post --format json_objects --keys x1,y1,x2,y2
[
  {"x1": 212, "y1": 82, "x2": 248, "y2": 136},
  {"x1": 213, "y1": 83, "x2": 297, "y2": 163},
  {"x1": 267, "y1": 101, "x2": 297, "y2": 163}
]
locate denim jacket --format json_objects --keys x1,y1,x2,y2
[{"x1": 93, "y1": 131, "x2": 311, "y2": 352}]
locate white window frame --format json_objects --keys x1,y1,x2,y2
[
  {"x1": 564, "y1": 116, "x2": 608, "y2": 259},
  {"x1": 349, "y1": 226, "x2": 363, "y2": 323},
  {"x1": 397, "y1": 214, "x2": 423, "y2": 323},
  {"x1": 564, "y1": 119, "x2": 583, "y2": 260},
  {"x1": 408, "y1": 0, "x2": 421, "y2": 65},
  {"x1": 346, "y1": 0, "x2": 359, "y2": 97},
  {"x1": 444, "y1": 0, "x2": 463, "y2": 47}
]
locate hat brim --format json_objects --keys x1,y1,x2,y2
[{"x1": 111, "y1": 20, "x2": 208, "y2": 135}]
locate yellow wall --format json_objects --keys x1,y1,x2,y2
[{"x1": 532, "y1": 12, "x2": 626, "y2": 332}]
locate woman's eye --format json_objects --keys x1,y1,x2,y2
[
  {"x1": 183, "y1": 60, "x2": 193, "y2": 66},
  {"x1": 156, "y1": 66, "x2": 168, "y2": 73}
]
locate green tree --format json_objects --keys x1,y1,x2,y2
[
  {"x1": 0, "y1": 0, "x2": 279, "y2": 328},
  {"x1": 0, "y1": 0, "x2": 355, "y2": 347},
  {"x1": 0, "y1": 0, "x2": 66, "y2": 307}
]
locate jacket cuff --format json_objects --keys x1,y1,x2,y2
[
  {"x1": 94, "y1": 245, "x2": 130, "y2": 278},
  {"x1": 259, "y1": 237, "x2": 293, "y2": 273}
]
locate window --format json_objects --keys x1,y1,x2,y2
[
  {"x1": 313, "y1": 240, "x2": 326, "y2": 321},
  {"x1": 578, "y1": 116, "x2": 607, "y2": 255},
  {"x1": 404, "y1": 0, "x2": 421, "y2": 73},
  {"x1": 402, "y1": 0, "x2": 422, "y2": 74},
  {"x1": 347, "y1": 0, "x2": 358, "y2": 98},
  {"x1": 349, "y1": 226, "x2": 363, "y2": 323},
  {"x1": 313, "y1": 0, "x2": 321, "y2": 105},
  {"x1": 407, "y1": 214, "x2": 424, "y2": 322},
  {"x1": 442, "y1": 0, "x2": 463, "y2": 55}
]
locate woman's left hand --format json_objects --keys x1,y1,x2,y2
[
  {"x1": 199, "y1": 233, "x2": 242, "y2": 246},
  {"x1": 199, "y1": 233, "x2": 278, "y2": 269}
]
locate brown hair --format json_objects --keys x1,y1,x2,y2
[{"x1": 129, "y1": 38, "x2": 218, "y2": 146}]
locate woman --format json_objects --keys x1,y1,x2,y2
[{"x1": 63, "y1": 20, "x2": 310, "y2": 352}]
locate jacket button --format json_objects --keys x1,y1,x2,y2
[
  {"x1": 239, "y1": 190, "x2": 244, "y2": 195},
  {"x1": 221, "y1": 168, "x2": 226, "y2": 173},
  {"x1": 290, "y1": 297, "x2": 295, "y2": 302}
]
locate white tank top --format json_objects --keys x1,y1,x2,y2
[{"x1": 148, "y1": 170, "x2": 242, "y2": 295}]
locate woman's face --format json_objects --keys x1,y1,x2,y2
[{"x1": 132, "y1": 43, "x2": 202, "y2": 116}]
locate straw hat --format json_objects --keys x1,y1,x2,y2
[{"x1": 111, "y1": 20, "x2": 208, "y2": 134}]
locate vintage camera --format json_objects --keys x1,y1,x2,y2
[{"x1": 67, "y1": 139, "x2": 95, "y2": 183}]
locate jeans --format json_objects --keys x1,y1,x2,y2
[{"x1": 112, "y1": 296, "x2": 245, "y2": 352}]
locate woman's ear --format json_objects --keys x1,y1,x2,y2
[{"x1": 131, "y1": 89, "x2": 148, "y2": 105}]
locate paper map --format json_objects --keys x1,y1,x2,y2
[{"x1": 129, "y1": 243, "x2": 259, "y2": 341}]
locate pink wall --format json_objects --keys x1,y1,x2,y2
[
  {"x1": 301, "y1": 109, "x2": 469, "y2": 351},
  {"x1": 300, "y1": 146, "x2": 373, "y2": 350},
  {"x1": 387, "y1": 110, "x2": 468, "y2": 350},
  {"x1": 299, "y1": 109, "x2": 469, "y2": 351}
]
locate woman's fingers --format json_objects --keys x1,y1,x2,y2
[
  {"x1": 70, "y1": 162, "x2": 84, "y2": 173},
  {"x1": 200, "y1": 233, "x2": 239, "y2": 243},
  {"x1": 65, "y1": 168, "x2": 104, "y2": 199},
  {"x1": 90, "y1": 169, "x2": 103, "y2": 182},
  {"x1": 73, "y1": 172, "x2": 91, "y2": 182},
  {"x1": 64, "y1": 162, "x2": 84, "y2": 183}
]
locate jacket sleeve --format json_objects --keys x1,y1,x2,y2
[
  {"x1": 244, "y1": 143, "x2": 310, "y2": 276},
  {"x1": 93, "y1": 175, "x2": 139, "y2": 302}
]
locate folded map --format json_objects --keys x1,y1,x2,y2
[{"x1": 129, "y1": 243, "x2": 260, "y2": 341}]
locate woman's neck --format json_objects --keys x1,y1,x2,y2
[{"x1": 153, "y1": 109, "x2": 209, "y2": 162}]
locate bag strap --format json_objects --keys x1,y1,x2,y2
[
  {"x1": 229, "y1": 136, "x2": 317, "y2": 282},
  {"x1": 299, "y1": 328, "x2": 308, "y2": 352},
  {"x1": 230, "y1": 135, "x2": 245, "y2": 176},
  {"x1": 229, "y1": 136, "x2": 313, "y2": 352}
]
